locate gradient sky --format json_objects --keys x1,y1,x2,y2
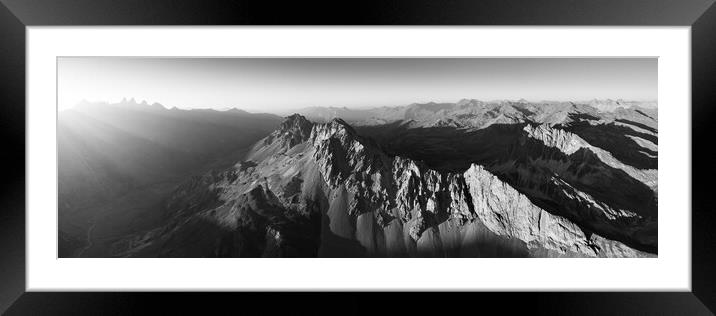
[{"x1": 58, "y1": 57, "x2": 657, "y2": 113}]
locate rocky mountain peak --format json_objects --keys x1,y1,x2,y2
[
  {"x1": 264, "y1": 114, "x2": 314, "y2": 149},
  {"x1": 281, "y1": 113, "x2": 313, "y2": 130},
  {"x1": 328, "y1": 117, "x2": 357, "y2": 133},
  {"x1": 310, "y1": 117, "x2": 359, "y2": 144}
]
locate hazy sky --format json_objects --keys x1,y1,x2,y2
[{"x1": 58, "y1": 57, "x2": 657, "y2": 113}]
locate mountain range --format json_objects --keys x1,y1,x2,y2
[{"x1": 62, "y1": 98, "x2": 658, "y2": 258}]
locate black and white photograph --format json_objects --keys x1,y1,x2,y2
[
  {"x1": 5, "y1": 0, "x2": 716, "y2": 313},
  {"x1": 57, "y1": 57, "x2": 658, "y2": 258}
]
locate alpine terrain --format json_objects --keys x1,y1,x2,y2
[{"x1": 94, "y1": 99, "x2": 657, "y2": 258}]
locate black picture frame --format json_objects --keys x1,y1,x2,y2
[{"x1": 1, "y1": 0, "x2": 714, "y2": 314}]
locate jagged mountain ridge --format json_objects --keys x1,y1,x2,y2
[
  {"x1": 357, "y1": 114, "x2": 658, "y2": 253},
  {"x1": 116, "y1": 112, "x2": 655, "y2": 258}
]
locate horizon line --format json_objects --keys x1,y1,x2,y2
[{"x1": 61, "y1": 97, "x2": 659, "y2": 114}]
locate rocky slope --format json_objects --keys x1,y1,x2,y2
[
  {"x1": 523, "y1": 124, "x2": 657, "y2": 191},
  {"x1": 116, "y1": 113, "x2": 655, "y2": 258},
  {"x1": 358, "y1": 112, "x2": 658, "y2": 253}
]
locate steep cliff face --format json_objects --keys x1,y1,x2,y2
[{"x1": 117, "y1": 114, "x2": 653, "y2": 258}]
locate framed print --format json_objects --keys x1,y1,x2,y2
[{"x1": 1, "y1": 0, "x2": 715, "y2": 314}]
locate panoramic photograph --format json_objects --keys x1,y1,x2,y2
[{"x1": 57, "y1": 57, "x2": 658, "y2": 258}]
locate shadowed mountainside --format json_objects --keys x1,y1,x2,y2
[{"x1": 58, "y1": 99, "x2": 282, "y2": 257}]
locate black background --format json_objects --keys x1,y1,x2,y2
[{"x1": 1, "y1": 0, "x2": 715, "y2": 314}]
